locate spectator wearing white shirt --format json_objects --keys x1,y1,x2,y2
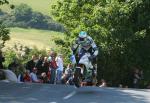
[{"x1": 56, "y1": 54, "x2": 63, "y2": 84}]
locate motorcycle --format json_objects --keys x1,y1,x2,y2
[{"x1": 72, "y1": 52, "x2": 97, "y2": 87}]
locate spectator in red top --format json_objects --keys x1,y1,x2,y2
[
  {"x1": 23, "y1": 69, "x2": 31, "y2": 82},
  {"x1": 48, "y1": 51, "x2": 58, "y2": 84}
]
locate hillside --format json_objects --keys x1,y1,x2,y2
[
  {"x1": 0, "y1": 0, "x2": 58, "y2": 15},
  {"x1": 5, "y1": 27, "x2": 64, "y2": 50}
]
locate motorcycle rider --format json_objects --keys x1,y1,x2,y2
[
  {"x1": 72, "y1": 31, "x2": 98, "y2": 67},
  {"x1": 71, "y1": 31, "x2": 99, "y2": 85}
]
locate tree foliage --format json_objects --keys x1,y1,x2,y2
[
  {"x1": 51, "y1": 0, "x2": 150, "y2": 87},
  {"x1": 0, "y1": 0, "x2": 10, "y2": 49}
]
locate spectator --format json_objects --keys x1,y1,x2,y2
[
  {"x1": 17, "y1": 72, "x2": 24, "y2": 82},
  {"x1": 42, "y1": 57, "x2": 49, "y2": 75},
  {"x1": 35, "y1": 54, "x2": 44, "y2": 77},
  {"x1": 30, "y1": 67, "x2": 41, "y2": 83},
  {"x1": 25, "y1": 55, "x2": 37, "y2": 72},
  {"x1": 133, "y1": 68, "x2": 143, "y2": 88},
  {"x1": 48, "y1": 51, "x2": 58, "y2": 84},
  {"x1": 0, "y1": 51, "x2": 5, "y2": 69},
  {"x1": 23, "y1": 69, "x2": 31, "y2": 82},
  {"x1": 61, "y1": 64, "x2": 74, "y2": 85},
  {"x1": 56, "y1": 54, "x2": 64, "y2": 84},
  {"x1": 40, "y1": 72, "x2": 49, "y2": 83}
]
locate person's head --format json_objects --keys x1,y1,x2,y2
[
  {"x1": 25, "y1": 69, "x2": 30, "y2": 75},
  {"x1": 32, "y1": 55, "x2": 37, "y2": 60},
  {"x1": 44, "y1": 56, "x2": 48, "y2": 61},
  {"x1": 78, "y1": 31, "x2": 87, "y2": 43},
  {"x1": 38, "y1": 54, "x2": 44, "y2": 60},
  {"x1": 32, "y1": 67, "x2": 37, "y2": 73}
]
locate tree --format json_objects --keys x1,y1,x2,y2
[
  {"x1": 13, "y1": 4, "x2": 32, "y2": 22},
  {"x1": 0, "y1": 0, "x2": 10, "y2": 49}
]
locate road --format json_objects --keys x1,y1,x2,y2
[{"x1": 0, "y1": 82, "x2": 150, "y2": 103}]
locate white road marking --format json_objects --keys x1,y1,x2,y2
[{"x1": 63, "y1": 91, "x2": 76, "y2": 100}]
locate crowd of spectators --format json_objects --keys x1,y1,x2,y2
[
  {"x1": 0, "y1": 50, "x2": 75, "y2": 85},
  {"x1": 0, "y1": 50, "x2": 150, "y2": 89}
]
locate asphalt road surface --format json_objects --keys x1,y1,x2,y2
[{"x1": 0, "y1": 82, "x2": 150, "y2": 103}]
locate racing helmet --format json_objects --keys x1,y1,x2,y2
[{"x1": 78, "y1": 31, "x2": 87, "y2": 42}]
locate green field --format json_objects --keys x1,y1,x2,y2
[
  {"x1": 5, "y1": 27, "x2": 64, "y2": 50},
  {"x1": 1, "y1": 1, "x2": 63, "y2": 50},
  {"x1": 0, "y1": 0, "x2": 58, "y2": 15}
]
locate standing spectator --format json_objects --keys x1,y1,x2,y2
[
  {"x1": 0, "y1": 51, "x2": 5, "y2": 69},
  {"x1": 42, "y1": 57, "x2": 49, "y2": 74},
  {"x1": 48, "y1": 51, "x2": 58, "y2": 84},
  {"x1": 56, "y1": 54, "x2": 64, "y2": 84},
  {"x1": 42, "y1": 57, "x2": 50, "y2": 81},
  {"x1": 133, "y1": 68, "x2": 143, "y2": 88},
  {"x1": 25, "y1": 55, "x2": 37, "y2": 72},
  {"x1": 35, "y1": 54, "x2": 44, "y2": 77}
]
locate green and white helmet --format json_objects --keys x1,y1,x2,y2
[{"x1": 79, "y1": 31, "x2": 87, "y2": 39}]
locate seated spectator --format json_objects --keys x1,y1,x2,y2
[
  {"x1": 61, "y1": 64, "x2": 74, "y2": 85},
  {"x1": 65, "y1": 64, "x2": 73, "y2": 77},
  {"x1": 30, "y1": 67, "x2": 41, "y2": 83},
  {"x1": 23, "y1": 70, "x2": 31, "y2": 82},
  {"x1": 40, "y1": 72, "x2": 49, "y2": 83},
  {"x1": 17, "y1": 72, "x2": 24, "y2": 83}
]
